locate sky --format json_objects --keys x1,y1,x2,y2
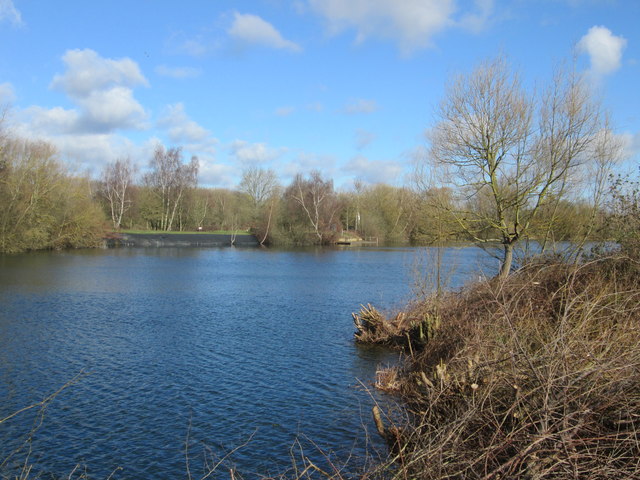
[{"x1": 0, "y1": 0, "x2": 638, "y2": 190}]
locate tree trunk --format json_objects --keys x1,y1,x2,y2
[{"x1": 499, "y1": 242, "x2": 514, "y2": 279}]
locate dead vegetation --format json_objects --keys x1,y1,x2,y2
[
  {"x1": 352, "y1": 302, "x2": 440, "y2": 352},
  {"x1": 357, "y1": 256, "x2": 640, "y2": 479}
]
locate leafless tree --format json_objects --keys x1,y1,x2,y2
[
  {"x1": 144, "y1": 145, "x2": 198, "y2": 231},
  {"x1": 238, "y1": 166, "x2": 278, "y2": 208},
  {"x1": 0, "y1": 106, "x2": 11, "y2": 177},
  {"x1": 238, "y1": 167, "x2": 280, "y2": 245},
  {"x1": 99, "y1": 157, "x2": 135, "y2": 230},
  {"x1": 288, "y1": 170, "x2": 340, "y2": 243},
  {"x1": 427, "y1": 57, "x2": 614, "y2": 278}
]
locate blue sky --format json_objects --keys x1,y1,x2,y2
[{"x1": 0, "y1": 0, "x2": 638, "y2": 189}]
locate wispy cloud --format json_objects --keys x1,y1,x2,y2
[
  {"x1": 458, "y1": 0, "x2": 495, "y2": 33},
  {"x1": 342, "y1": 155, "x2": 403, "y2": 185},
  {"x1": 355, "y1": 129, "x2": 376, "y2": 150},
  {"x1": 229, "y1": 139, "x2": 286, "y2": 165},
  {"x1": 0, "y1": 0, "x2": 23, "y2": 27},
  {"x1": 158, "y1": 103, "x2": 212, "y2": 145},
  {"x1": 155, "y1": 65, "x2": 201, "y2": 79},
  {"x1": 0, "y1": 81, "x2": 16, "y2": 103},
  {"x1": 167, "y1": 31, "x2": 214, "y2": 57},
  {"x1": 228, "y1": 12, "x2": 302, "y2": 52},
  {"x1": 281, "y1": 152, "x2": 337, "y2": 180},
  {"x1": 620, "y1": 130, "x2": 640, "y2": 165},
  {"x1": 343, "y1": 98, "x2": 379, "y2": 115},
  {"x1": 275, "y1": 106, "x2": 296, "y2": 117},
  {"x1": 306, "y1": 102, "x2": 324, "y2": 112}
]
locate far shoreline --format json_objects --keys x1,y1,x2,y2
[{"x1": 107, "y1": 231, "x2": 260, "y2": 248}]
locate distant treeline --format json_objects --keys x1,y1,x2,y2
[
  {"x1": 0, "y1": 131, "x2": 628, "y2": 255},
  {"x1": 2, "y1": 81, "x2": 638, "y2": 255}
]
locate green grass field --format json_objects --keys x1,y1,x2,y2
[{"x1": 121, "y1": 229, "x2": 252, "y2": 235}]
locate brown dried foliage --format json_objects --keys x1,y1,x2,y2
[{"x1": 362, "y1": 256, "x2": 640, "y2": 479}]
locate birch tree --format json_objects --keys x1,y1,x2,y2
[
  {"x1": 99, "y1": 156, "x2": 135, "y2": 230},
  {"x1": 144, "y1": 145, "x2": 198, "y2": 231},
  {"x1": 287, "y1": 170, "x2": 340, "y2": 243}
]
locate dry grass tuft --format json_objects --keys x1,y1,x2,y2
[{"x1": 375, "y1": 366, "x2": 402, "y2": 393}]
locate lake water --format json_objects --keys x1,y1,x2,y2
[{"x1": 0, "y1": 246, "x2": 494, "y2": 479}]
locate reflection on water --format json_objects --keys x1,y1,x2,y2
[{"x1": 0, "y1": 246, "x2": 492, "y2": 478}]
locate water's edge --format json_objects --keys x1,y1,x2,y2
[{"x1": 108, "y1": 232, "x2": 260, "y2": 247}]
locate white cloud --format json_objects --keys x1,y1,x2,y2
[
  {"x1": 51, "y1": 134, "x2": 139, "y2": 174},
  {"x1": 12, "y1": 115, "x2": 143, "y2": 175},
  {"x1": 45, "y1": 49, "x2": 149, "y2": 133},
  {"x1": 155, "y1": 65, "x2": 201, "y2": 79},
  {"x1": 51, "y1": 49, "x2": 148, "y2": 97},
  {"x1": 8, "y1": 50, "x2": 153, "y2": 174},
  {"x1": 344, "y1": 98, "x2": 379, "y2": 115},
  {"x1": 22, "y1": 106, "x2": 80, "y2": 135},
  {"x1": 80, "y1": 87, "x2": 147, "y2": 131},
  {"x1": 578, "y1": 26, "x2": 627, "y2": 77},
  {"x1": 158, "y1": 103, "x2": 211, "y2": 144},
  {"x1": 620, "y1": 131, "x2": 640, "y2": 164},
  {"x1": 198, "y1": 158, "x2": 237, "y2": 188},
  {"x1": 156, "y1": 104, "x2": 218, "y2": 161},
  {"x1": 342, "y1": 155, "x2": 403, "y2": 184},
  {"x1": 229, "y1": 139, "x2": 285, "y2": 165},
  {"x1": 228, "y1": 12, "x2": 302, "y2": 52},
  {"x1": 0, "y1": 0, "x2": 22, "y2": 26},
  {"x1": 309, "y1": 0, "x2": 455, "y2": 54},
  {"x1": 0, "y1": 81, "x2": 16, "y2": 103}
]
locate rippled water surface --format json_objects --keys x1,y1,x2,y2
[{"x1": 0, "y1": 246, "x2": 491, "y2": 478}]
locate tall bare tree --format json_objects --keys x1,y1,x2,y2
[
  {"x1": 144, "y1": 145, "x2": 198, "y2": 231},
  {"x1": 238, "y1": 167, "x2": 280, "y2": 245},
  {"x1": 239, "y1": 166, "x2": 278, "y2": 208},
  {"x1": 99, "y1": 156, "x2": 135, "y2": 230},
  {"x1": 427, "y1": 57, "x2": 612, "y2": 278},
  {"x1": 287, "y1": 170, "x2": 340, "y2": 243}
]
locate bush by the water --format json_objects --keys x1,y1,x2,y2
[{"x1": 357, "y1": 256, "x2": 640, "y2": 479}]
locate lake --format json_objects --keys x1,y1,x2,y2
[{"x1": 0, "y1": 246, "x2": 494, "y2": 479}]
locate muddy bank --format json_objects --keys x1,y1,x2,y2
[{"x1": 108, "y1": 233, "x2": 259, "y2": 247}]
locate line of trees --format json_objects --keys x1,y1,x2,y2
[
  {"x1": 0, "y1": 126, "x2": 630, "y2": 257},
  {"x1": 94, "y1": 160, "x2": 617, "y2": 251}
]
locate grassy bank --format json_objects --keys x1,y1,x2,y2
[{"x1": 355, "y1": 255, "x2": 640, "y2": 479}]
